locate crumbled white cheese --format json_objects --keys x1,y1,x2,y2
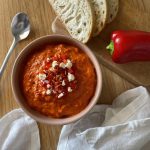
[
  {"x1": 65, "y1": 59, "x2": 72, "y2": 69},
  {"x1": 44, "y1": 80, "x2": 49, "y2": 84},
  {"x1": 47, "y1": 84, "x2": 51, "y2": 88},
  {"x1": 59, "y1": 62, "x2": 66, "y2": 69},
  {"x1": 46, "y1": 58, "x2": 50, "y2": 62},
  {"x1": 46, "y1": 89, "x2": 52, "y2": 95},
  {"x1": 58, "y1": 93, "x2": 64, "y2": 99},
  {"x1": 62, "y1": 80, "x2": 66, "y2": 86},
  {"x1": 52, "y1": 61, "x2": 58, "y2": 68},
  {"x1": 38, "y1": 73, "x2": 46, "y2": 80},
  {"x1": 67, "y1": 73, "x2": 75, "y2": 82},
  {"x1": 68, "y1": 87, "x2": 72, "y2": 92}
]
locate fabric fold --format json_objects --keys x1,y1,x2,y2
[
  {"x1": 0, "y1": 109, "x2": 40, "y2": 150},
  {"x1": 57, "y1": 86, "x2": 150, "y2": 150}
]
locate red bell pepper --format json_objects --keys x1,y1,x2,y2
[{"x1": 107, "y1": 30, "x2": 150, "y2": 63}]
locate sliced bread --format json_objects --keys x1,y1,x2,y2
[
  {"x1": 106, "y1": 0, "x2": 119, "y2": 23},
  {"x1": 49, "y1": 0, "x2": 94, "y2": 43},
  {"x1": 90, "y1": 0, "x2": 107, "y2": 37}
]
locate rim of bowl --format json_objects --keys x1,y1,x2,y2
[{"x1": 11, "y1": 34, "x2": 102, "y2": 125}]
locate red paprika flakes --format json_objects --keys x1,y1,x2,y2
[{"x1": 38, "y1": 54, "x2": 77, "y2": 99}]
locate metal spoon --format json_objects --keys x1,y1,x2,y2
[{"x1": 0, "y1": 12, "x2": 30, "y2": 78}]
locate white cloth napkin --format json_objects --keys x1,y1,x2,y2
[
  {"x1": 0, "y1": 109, "x2": 40, "y2": 150},
  {"x1": 57, "y1": 86, "x2": 150, "y2": 150}
]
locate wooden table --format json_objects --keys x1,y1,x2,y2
[{"x1": 0, "y1": 0, "x2": 135, "y2": 149}]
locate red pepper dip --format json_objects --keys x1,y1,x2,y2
[{"x1": 22, "y1": 44, "x2": 96, "y2": 118}]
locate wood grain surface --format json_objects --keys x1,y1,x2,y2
[
  {"x1": 0, "y1": 0, "x2": 136, "y2": 150},
  {"x1": 89, "y1": 0, "x2": 150, "y2": 86}
]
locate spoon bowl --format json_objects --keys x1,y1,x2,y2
[{"x1": 11, "y1": 12, "x2": 30, "y2": 41}]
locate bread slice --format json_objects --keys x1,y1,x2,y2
[
  {"x1": 106, "y1": 0, "x2": 119, "y2": 23},
  {"x1": 49, "y1": 0, "x2": 94, "y2": 43},
  {"x1": 90, "y1": 0, "x2": 107, "y2": 37}
]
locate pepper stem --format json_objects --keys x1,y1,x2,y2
[{"x1": 106, "y1": 41, "x2": 114, "y2": 55}]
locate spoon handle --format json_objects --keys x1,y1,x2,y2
[{"x1": 0, "y1": 38, "x2": 17, "y2": 78}]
